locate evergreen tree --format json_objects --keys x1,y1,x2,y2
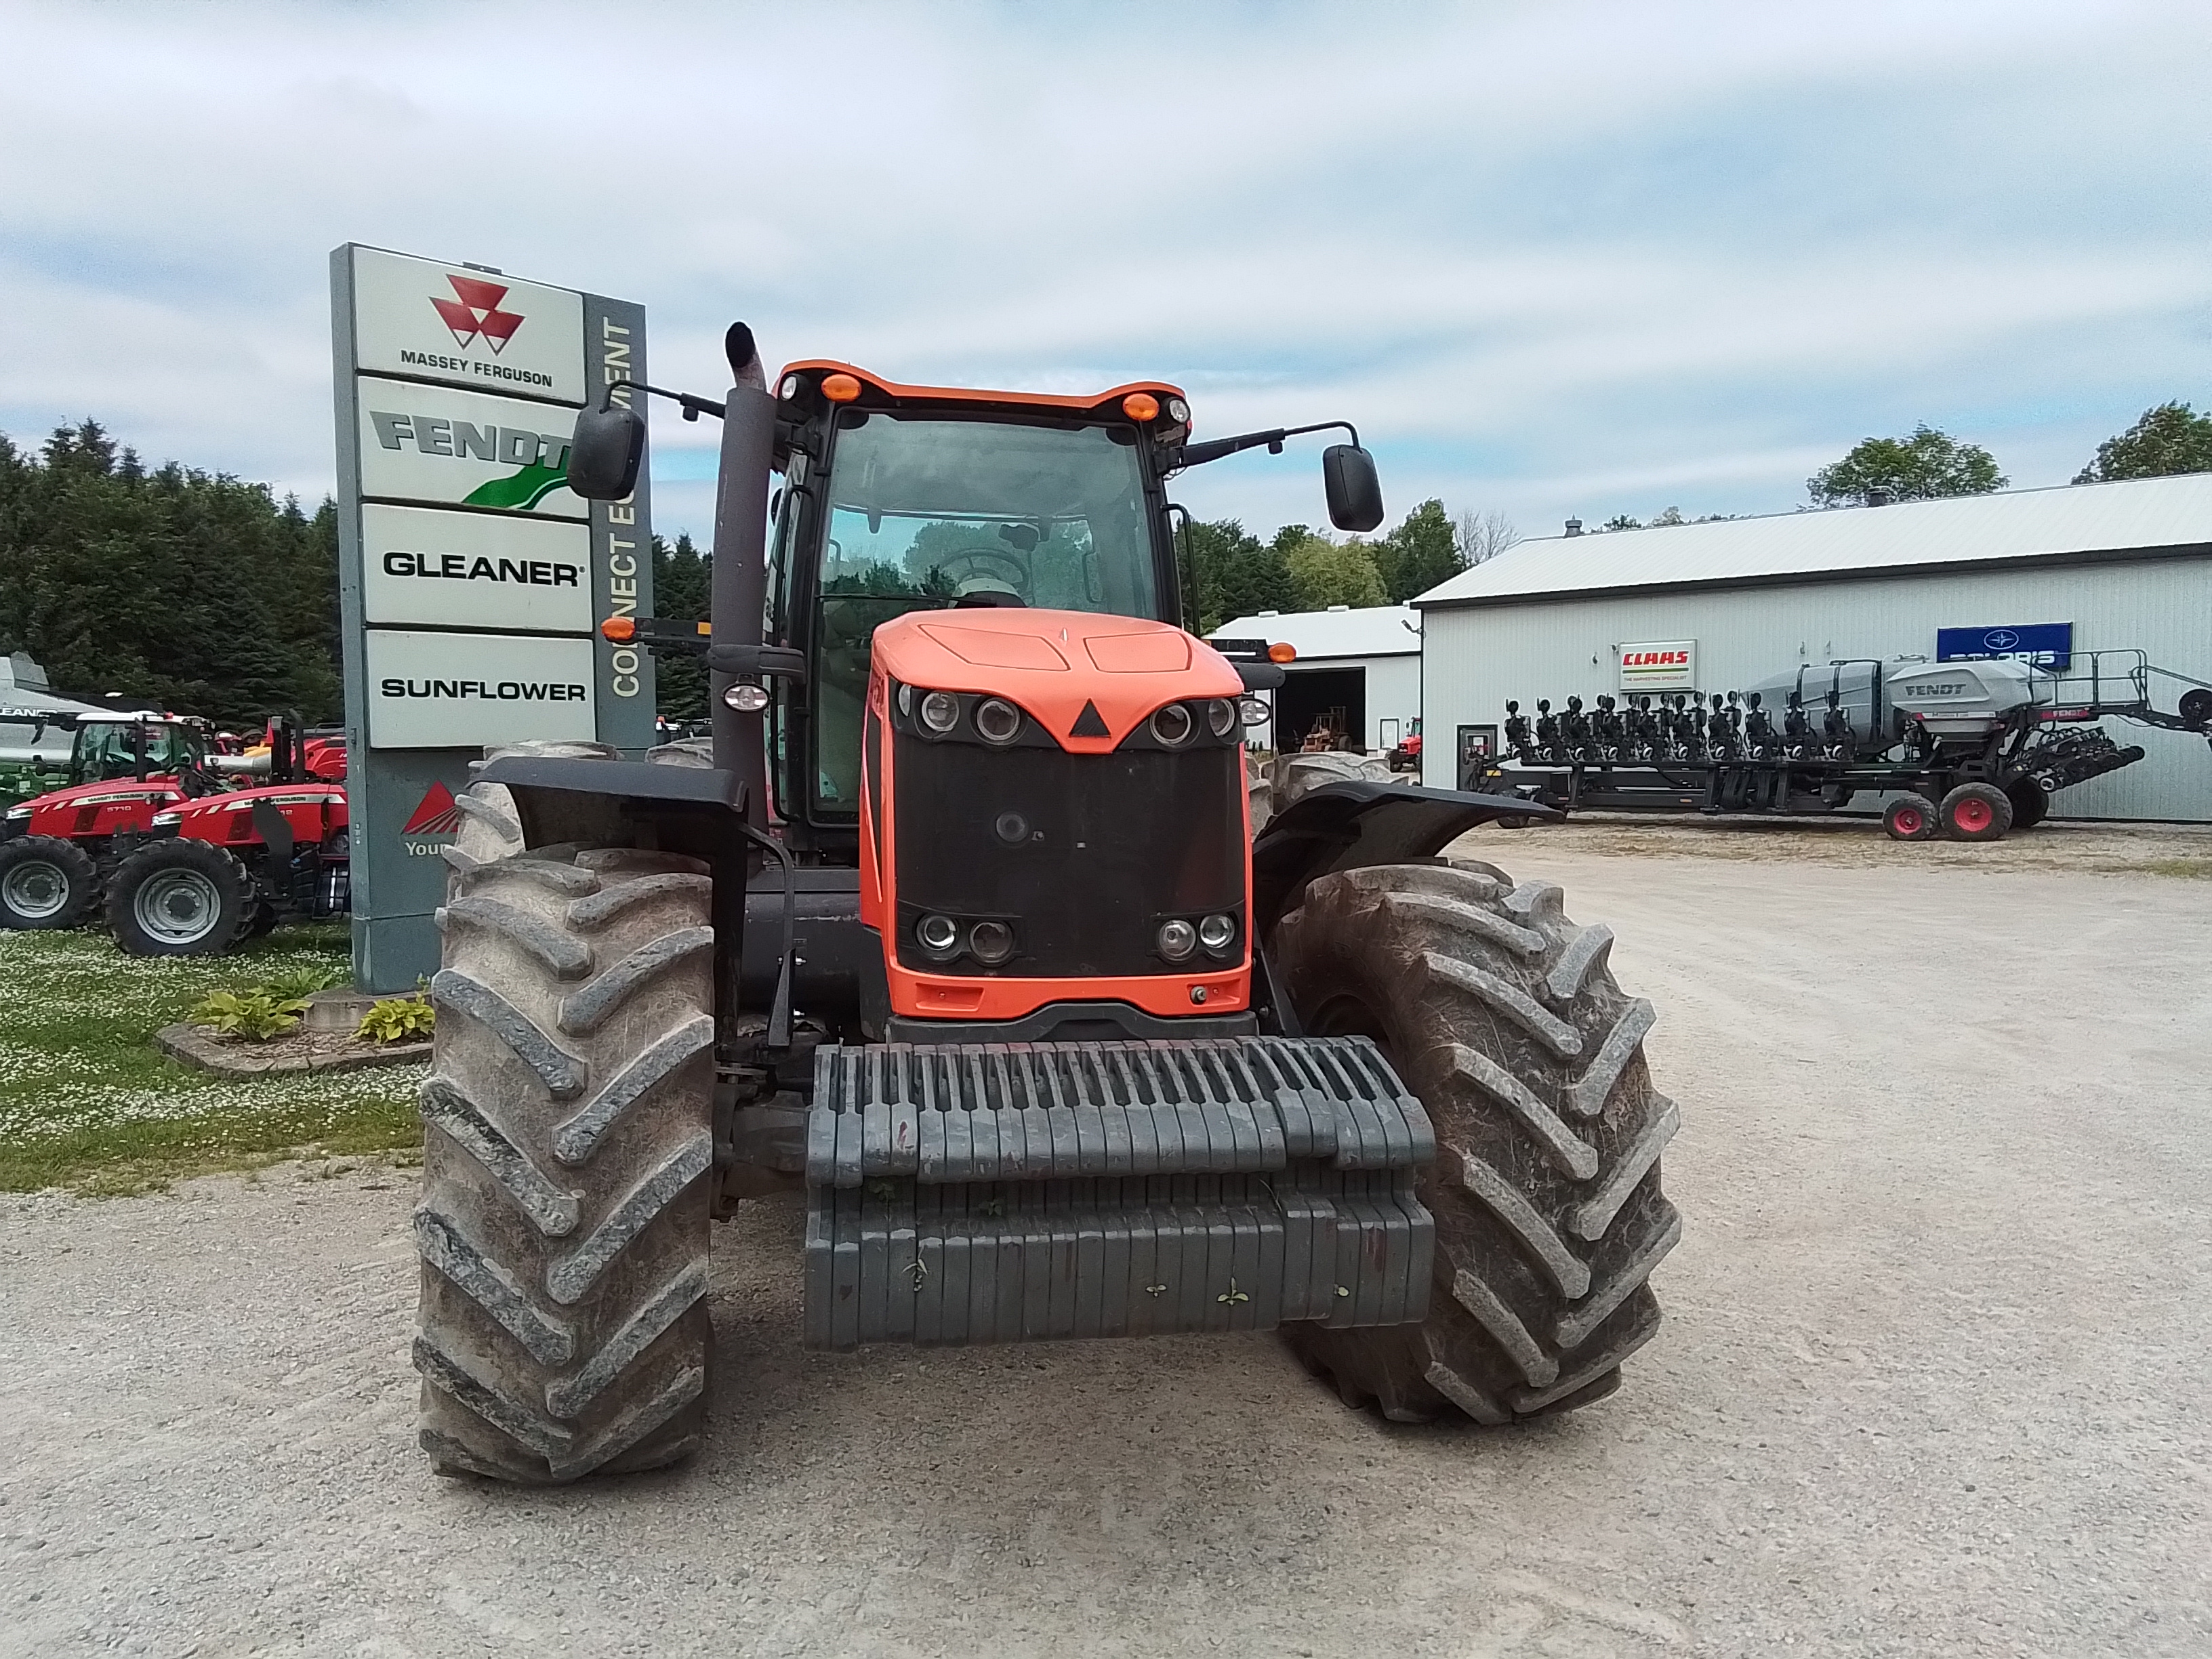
[
  {"x1": 0, "y1": 421, "x2": 342, "y2": 726},
  {"x1": 650, "y1": 532, "x2": 712, "y2": 721},
  {"x1": 1284, "y1": 533, "x2": 1386, "y2": 610},
  {"x1": 1180, "y1": 518, "x2": 1296, "y2": 633}
]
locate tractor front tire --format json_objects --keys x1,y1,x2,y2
[
  {"x1": 2003, "y1": 776, "x2": 2049, "y2": 831},
  {"x1": 1271, "y1": 861, "x2": 1679, "y2": 1424},
  {"x1": 105, "y1": 839, "x2": 255, "y2": 956},
  {"x1": 415, "y1": 844, "x2": 716, "y2": 1483},
  {"x1": 0, "y1": 836, "x2": 100, "y2": 929}
]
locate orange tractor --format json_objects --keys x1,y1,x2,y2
[{"x1": 414, "y1": 327, "x2": 1679, "y2": 1481}]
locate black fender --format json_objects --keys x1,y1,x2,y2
[
  {"x1": 476, "y1": 756, "x2": 747, "y2": 851},
  {"x1": 1250, "y1": 779, "x2": 1556, "y2": 938}
]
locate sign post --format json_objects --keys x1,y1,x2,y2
[{"x1": 331, "y1": 245, "x2": 654, "y2": 991}]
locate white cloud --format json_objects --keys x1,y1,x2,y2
[{"x1": 1, "y1": 0, "x2": 2207, "y2": 546}]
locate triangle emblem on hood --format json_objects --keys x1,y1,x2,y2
[{"x1": 1069, "y1": 700, "x2": 1110, "y2": 739}]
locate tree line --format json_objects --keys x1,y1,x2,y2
[{"x1": 8, "y1": 396, "x2": 2208, "y2": 727}]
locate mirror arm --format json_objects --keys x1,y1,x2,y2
[
  {"x1": 1168, "y1": 418, "x2": 1360, "y2": 472},
  {"x1": 601, "y1": 380, "x2": 728, "y2": 423}
]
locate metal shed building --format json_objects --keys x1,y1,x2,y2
[
  {"x1": 1412, "y1": 474, "x2": 2212, "y2": 821},
  {"x1": 1209, "y1": 605, "x2": 1422, "y2": 757}
]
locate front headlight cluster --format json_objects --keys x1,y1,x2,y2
[
  {"x1": 917, "y1": 912, "x2": 1018, "y2": 967},
  {"x1": 1145, "y1": 698, "x2": 1239, "y2": 747},
  {"x1": 3, "y1": 804, "x2": 30, "y2": 821},
  {"x1": 1156, "y1": 912, "x2": 1241, "y2": 963},
  {"x1": 905, "y1": 684, "x2": 1030, "y2": 746}
]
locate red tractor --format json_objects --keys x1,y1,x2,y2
[
  {"x1": 0, "y1": 712, "x2": 350, "y2": 949},
  {"x1": 0, "y1": 712, "x2": 215, "y2": 930},
  {"x1": 409, "y1": 329, "x2": 1678, "y2": 1483}
]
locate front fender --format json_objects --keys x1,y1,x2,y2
[{"x1": 1250, "y1": 780, "x2": 1555, "y2": 937}]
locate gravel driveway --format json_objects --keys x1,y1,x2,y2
[{"x1": 3, "y1": 830, "x2": 2207, "y2": 1658}]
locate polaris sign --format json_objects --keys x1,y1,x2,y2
[
  {"x1": 332, "y1": 243, "x2": 653, "y2": 990},
  {"x1": 1937, "y1": 621, "x2": 2074, "y2": 670}
]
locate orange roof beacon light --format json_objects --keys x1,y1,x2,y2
[
  {"x1": 821, "y1": 372, "x2": 863, "y2": 403},
  {"x1": 600, "y1": 616, "x2": 638, "y2": 642},
  {"x1": 1267, "y1": 641, "x2": 1298, "y2": 663},
  {"x1": 1120, "y1": 391, "x2": 1160, "y2": 422}
]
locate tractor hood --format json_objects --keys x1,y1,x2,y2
[
  {"x1": 157, "y1": 782, "x2": 348, "y2": 830},
  {"x1": 8, "y1": 778, "x2": 184, "y2": 815},
  {"x1": 870, "y1": 609, "x2": 1242, "y2": 754}
]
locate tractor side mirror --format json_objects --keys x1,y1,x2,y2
[
  {"x1": 567, "y1": 401, "x2": 647, "y2": 500},
  {"x1": 1322, "y1": 443, "x2": 1384, "y2": 533}
]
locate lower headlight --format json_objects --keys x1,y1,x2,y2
[
  {"x1": 1206, "y1": 699, "x2": 1236, "y2": 739},
  {"x1": 1197, "y1": 913, "x2": 1236, "y2": 954},
  {"x1": 968, "y1": 920, "x2": 1015, "y2": 964},
  {"x1": 1157, "y1": 918, "x2": 1197, "y2": 962},
  {"x1": 917, "y1": 914, "x2": 960, "y2": 957}
]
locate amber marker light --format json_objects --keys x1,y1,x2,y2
[
  {"x1": 600, "y1": 617, "x2": 637, "y2": 642},
  {"x1": 1268, "y1": 641, "x2": 1297, "y2": 663},
  {"x1": 1121, "y1": 392, "x2": 1160, "y2": 422},
  {"x1": 821, "y1": 373, "x2": 862, "y2": 403}
]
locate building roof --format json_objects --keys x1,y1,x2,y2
[
  {"x1": 1413, "y1": 472, "x2": 2212, "y2": 609},
  {"x1": 1208, "y1": 605, "x2": 1422, "y2": 659}
]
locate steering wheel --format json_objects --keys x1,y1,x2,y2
[{"x1": 930, "y1": 548, "x2": 1030, "y2": 600}]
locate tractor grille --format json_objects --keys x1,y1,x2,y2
[
  {"x1": 890, "y1": 730, "x2": 1242, "y2": 979},
  {"x1": 802, "y1": 1035, "x2": 1437, "y2": 1349}
]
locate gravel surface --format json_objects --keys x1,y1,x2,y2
[{"x1": 2, "y1": 837, "x2": 2208, "y2": 1658}]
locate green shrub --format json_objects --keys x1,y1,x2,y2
[
  {"x1": 260, "y1": 963, "x2": 350, "y2": 1000},
  {"x1": 190, "y1": 988, "x2": 312, "y2": 1042},
  {"x1": 356, "y1": 996, "x2": 435, "y2": 1044}
]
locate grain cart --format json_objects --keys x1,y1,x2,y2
[{"x1": 413, "y1": 328, "x2": 1681, "y2": 1482}]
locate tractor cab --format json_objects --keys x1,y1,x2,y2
[{"x1": 69, "y1": 713, "x2": 211, "y2": 786}]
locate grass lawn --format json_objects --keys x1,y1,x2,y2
[{"x1": 0, "y1": 922, "x2": 421, "y2": 1194}]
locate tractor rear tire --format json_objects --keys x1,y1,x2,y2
[
  {"x1": 1940, "y1": 781, "x2": 2013, "y2": 842},
  {"x1": 0, "y1": 836, "x2": 100, "y2": 929},
  {"x1": 1267, "y1": 750, "x2": 1394, "y2": 817},
  {"x1": 415, "y1": 844, "x2": 717, "y2": 1483},
  {"x1": 2004, "y1": 776, "x2": 2049, "y2": 831},
  {"x1": 1271, "y1": 861, "x2": 1678, "y2": 1424},
  {"x1": 105, "y1": 840, "x2": 255, "y2": 956},
  {"x1": 1883, "y1": 794, "x2": 1937, "y2": 841}
]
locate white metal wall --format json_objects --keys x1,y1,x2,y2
[{"x1": 1418, "y1": 552, "x2": 2212, "y2": 821}]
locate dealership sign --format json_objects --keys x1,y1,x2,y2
[
  {"x1": 1618, "y1": 639, "x2": 1697, "y2": 692},
  {"x1": 1937, "y1": 621, "x2": 2073, "y2": 670},
  {"x1": 332, "y1": 243, "x2": 653, "y2": 991}
]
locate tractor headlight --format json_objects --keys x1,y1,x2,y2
[
  {"x1": 722, "y1": 682, "x2": 771, "y2": 713},
  {"x1": 974, "y1": 698, "x2": 1022, "y2": 745},
  {"x1": 1240, "y1": 696, "x2": 1271, "y2": 727},
  {"x1": 150, "y1": 811, "x2": 181, "y2": 826},
  {"x1": 920, "y1": 691, "x2": 961, "y2": 735},
  {"x1": 1157, "y1": 918, "x2": 1197, "y2": 962},
  {"x1": 917, "y1": 914, "x2": 960, "y2": 958},
  {"x1": 1150, "y1": 703, "x2": 1194, "y2": 747},
  {"x1": 3, "y1": 804, "x2": 29, "y2": 821},
  {"x1": 968, "y1": 920, "x2": 1015, "y2": 964},
  {"x1": 1206, "y1": 699, "x2": 1236, "y2": 739},
  {"x1": 1197, "y1": 913, "x2": 1237, "y2": 956}
]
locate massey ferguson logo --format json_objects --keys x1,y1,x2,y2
[
  {"x1": 431, "y1": 274, "x2": 523, "y2": 354},
  {"x1": 401, "y1": 780, "x2": 462, "y2": 835}
]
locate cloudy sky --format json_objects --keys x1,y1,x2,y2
[{"x1": 3, "y1": 0, "x2": 2208, "y2": 546}]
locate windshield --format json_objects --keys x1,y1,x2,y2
[
  {"x1": 821, "y1": 414, "x2": 1158, "y2": 613},
  {"x1": 804, "y1": 413, "x2": 1162, "y2": 817},
  {"x1": 77, "y1": 722, "x2": 199, "y2": 778}
]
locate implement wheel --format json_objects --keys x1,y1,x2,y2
[
  {"x1": 1882, "y1": 794, "x2": 1937, "y2": 841},
  {"x1": 0, "y1": 836, "x2": 100, "y2": 929},
  {"x1": 415, "y1": 845, "x2": 716, "y2": 1483},
  {"x1": 2004, "y1": 777, "x2": 2049, "y2": 831},
  {"x1": 1271, "y1": 861, "x2": 1679, "y2": 1424},
  {"x1": 1940, "y1": 781, "x2": 2013, "y2": 842}
]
